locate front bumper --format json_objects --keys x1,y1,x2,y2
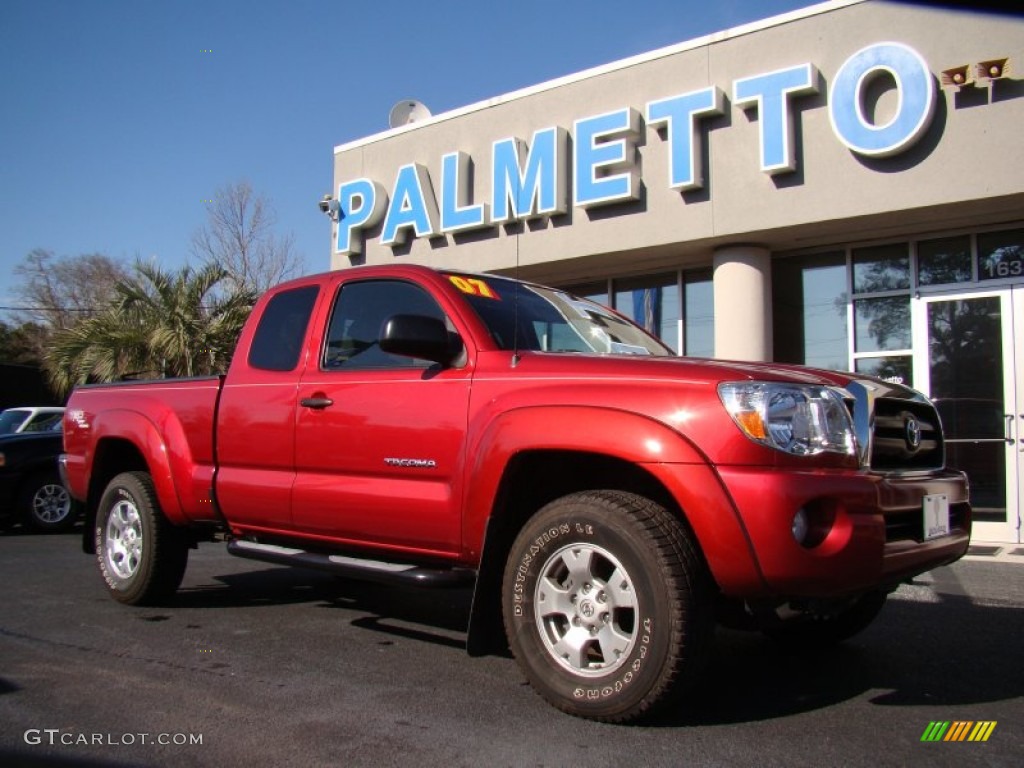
[{"x1": 717, "y1": 466, "x2": 970, "y2": 598}]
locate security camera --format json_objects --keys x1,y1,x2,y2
[{"x1": 319, "y1": 194, "x2": 340, "y2": 221}]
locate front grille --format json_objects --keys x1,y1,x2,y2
[
  {"x1": 870, "y1": 398, "x2": 944, "y2": 471},
  {"x1": 846, "y1": 380, "x2": 945, "y2": 472},
  {"x1": 885, "y1": 502, "x2": 970, "y2": 542}
]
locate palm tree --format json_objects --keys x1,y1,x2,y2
[{"x1": 45, "y1": 261, "x2": 256, "y2": 394}]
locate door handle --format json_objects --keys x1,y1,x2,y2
[
  {"x1": 300, "y1": 396, "x2": 334, "y2": 410},
  {"x1": 1005, "y1": 414, "x2": 1015, "y2": 445}
]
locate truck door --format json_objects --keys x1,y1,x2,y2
[
  {"x1": 292, "y1": 278, "x2": 472, "y2": 555},
  {"x1": 216, "y1": 284, "x2": 320, "y2": 531}
]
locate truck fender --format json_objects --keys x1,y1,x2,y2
[
  {"x1": 462, "y1": 405, "x2": 766, "y2": 654},
  {"x1": 89, "y1": 410, "x2": 187, "y2": 525},
  {"x1": 462, "y1": 405, "x2": 707, "y2": 557}
]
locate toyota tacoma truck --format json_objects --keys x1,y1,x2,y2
[{"x1": 61, "y1": 264, "x2": 970, "y2": 722}]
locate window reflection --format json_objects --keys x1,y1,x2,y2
[
  {"x1": 614, "y1": 274, "x2": 680, "y2": 353},
  {"x1": 853, "y1": 355, "x2": 912, "y2": 387},
  {"x1": 927, "y1": 297, "x2": 1003, "y2": 404},
  {"x1": 977, "y1": 229, "x2": 1024, "y2": 281},
  {"x1": 772, "y1": 252, "x2": 848, "y2": 370},
  {"x1": 918, "y1": 236, "x2": 971, "y2": 285},
  {"x1": 684, "y1": 271, "x2": 714, "y2": 357},
  {"x1": 854, "y1": 296, "x2": 911, "y2": 352},
  {"x1": 852, "y1": 243, "x2": 910, "y2": 293}
]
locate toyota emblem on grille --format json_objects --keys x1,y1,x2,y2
[{"x1": 904, "y1": 416, "x2": 922, "y2": 450}]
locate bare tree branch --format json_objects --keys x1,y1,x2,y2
[
  {"x1": 190, "y1": 181, "x2": 304, "y2": 294},
  {"x1": 12, "y1": 250, "x2": 129, "y2": 360}
]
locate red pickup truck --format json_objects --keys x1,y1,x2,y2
[{"x1": 61, "y1": 264, "x2": 969, "y2": 722}]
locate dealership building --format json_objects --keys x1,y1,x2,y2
[{"x1": 330, "y1": 0, "x2": 1024, "y2": 544}]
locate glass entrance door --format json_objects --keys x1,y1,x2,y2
[{"x1": 913, "y1": 288, "x2": 1023, "y2": 543}]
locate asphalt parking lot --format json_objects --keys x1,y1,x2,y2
[{"x1": 0, "y1": 529, "x2": 1021, "y2": 768}]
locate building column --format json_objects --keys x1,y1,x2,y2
[{"x1": 712, "y1": 245, "x2": 772, "y2": 361}]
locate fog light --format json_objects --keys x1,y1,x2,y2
[
  {"x1": 792, "y1": 509, "x2": 809, "y2": 545},
  {"x1": 791, "y1": 501, "x2": 836, "y2": 549}
]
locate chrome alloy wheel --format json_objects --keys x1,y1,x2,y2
[
  {"x1": 104, "y1": 499, "x2": 144, "y2": 581},
  {"x1": 32, "y1": 483, "x2": 71, "y2": 524},
  {"x1": 534, "y1": 543, "x2": 638, "y2": 677}
]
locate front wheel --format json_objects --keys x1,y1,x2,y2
[
  {"x1": 502, "y1": 490, "x2": 712, "y2": 723},
  {"x1": 95, "y1": 471, "x2": 188, "y2": 605}
]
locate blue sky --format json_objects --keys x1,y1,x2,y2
[{"x1": 0, "y1": 0, "x2": 820, "y2": 316}]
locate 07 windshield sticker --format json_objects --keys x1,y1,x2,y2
[{"x1": 448, "y1": 275, "x2": 501, "y2": 300}]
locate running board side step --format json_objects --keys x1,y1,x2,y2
[{"x1": 226, "y1": 539, "x2": 475, "y2": 589}]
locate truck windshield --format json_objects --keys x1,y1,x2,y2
[{"x1": 444, "y1": 273, "x2": 673, "y2": 356}]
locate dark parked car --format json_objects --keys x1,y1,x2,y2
[{"x1": 0, "y1": 423, "x2": 78, "y2": 532}]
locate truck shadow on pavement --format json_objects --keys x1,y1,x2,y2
[
  {"x1": 652, "y1": 593, "x2": 1024, "y2": 726},
  {"x1": 174, "y1": 566, "x2": 473, "y2": 645},
  {"x1": 171, "y1": 564, "x2": 1024, "y2": 726}
]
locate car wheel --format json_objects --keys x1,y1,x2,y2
[
  {"x1": 502, "y1": 490, "x2": 712, "y2": 723},
  {"x1": 761, "y1": 590, "x2": 887, "y2": 648},
  {"x1": 95, "y1": 471, "x2": 188, "y2": 605},
  {"x1": 20, "y1": 470, "x2": 77, "y2": 533}
]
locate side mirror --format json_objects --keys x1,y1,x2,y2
[{"x1": 380, "y1": 314, "x2": 463, "y2": 366}]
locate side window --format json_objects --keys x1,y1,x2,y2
[
  {"x1": 248, "y1": 286, "x2": 319, "y2": 372},
  {"x1": 323, "y1": 280, "x2": 447, "y2": 370}
]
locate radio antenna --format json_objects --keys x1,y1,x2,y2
[{"x1": 511, "y1": 230, "x2": 521, "y2": 367}]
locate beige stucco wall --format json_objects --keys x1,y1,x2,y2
[{"x1": 331, "y1": 0, "x2": 1024, "y2": 286}]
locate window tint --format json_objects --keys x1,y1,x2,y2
[
  {"x1": 683, "y1": 270, "x2": 714, "y2": 358},
  {"x1": 978, "y1": 228, "x2": 1024, "y2": 281},
  {"x1": 852, "y1": 243, "x2": 909, "y2": 293},
  {"x1": 323, "y1": 280, "x2": 447, "y2": 369},
  {"x1": 918, "y1": 235, "x2": 971, "y2": 286},
  {"x1": 772, "y1": 253, "x2": 848, "y2": 370},
  {"x1": 248, "y1": 286, "x2": 318, "y2": 372}
]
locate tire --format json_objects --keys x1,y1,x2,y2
[
  {"x1": 761, "y1": 590, "x2": 887, "y2": 648},
  {"x1": 95, "y1": 471, "x2": 189, "y2": 605},
  {"x1": 20, "y1": 470, "x2": 78, "y2": 533},
  {"x1": 501, "y1": 490, "x2": 712, "y2": 723}
]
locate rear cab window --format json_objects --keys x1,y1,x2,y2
[{"x1": 248, "y1": 286, "x2": 319, "y2": 372}]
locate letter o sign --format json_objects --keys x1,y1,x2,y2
[{"x1": 829, "y1": 42, "x2": 935, "y2": 158}]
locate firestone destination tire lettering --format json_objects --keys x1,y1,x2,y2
[{"x1": 501, "y1": 490, "x2": 713, "y2": 723}]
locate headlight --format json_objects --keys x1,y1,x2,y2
[{"x1": 718, "y1": 382, "x2": 856, "y2": 457}]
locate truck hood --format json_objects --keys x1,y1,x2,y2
[{"x1": 512, "y1": 351, "x2": 869, "y2": 391}]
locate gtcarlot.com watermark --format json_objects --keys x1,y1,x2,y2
[{"x1": 24, "y1": 729, "x2": 203, "y2": 747}]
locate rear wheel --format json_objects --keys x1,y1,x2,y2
[
  {"x1": 95, "y1": 471, "x2": 188, "y2": 605},
  {"x1": 502, "y1": 490, "x2": 712, "y2": 723},
  {"x1": 20, "y1": 470, "x2": 77, "y2": 533}
]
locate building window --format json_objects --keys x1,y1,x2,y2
[
  {"x1": 772, "y1": 252, "x2": 848, "y2": 370},
  {"x1": 614, "y1": 273, "x2": 681, "y2": 353},
  {"x1": 565, "y1": 270, "x2": 712, "y2": 355},
  {"x1": 852, "y1": 243, "x2": 910, "y2": 293},
  {"x1": 977, "y1": 228, "x2": 1024, "y2": 282},
  {"x1": 918, "y1": 235, "x2": 972, "y2": 286},
  {"x1": 854, "y1": 295, "x2": 911, "y2": 352},
  {"x1": 851, "y1": 242, "x2": 913, "y2": 387},
  {"x1": 683, "y1": 270, "x2": 714, "y2": 358},
  {"x1": 565, "y1": 281, "x2": 609, "y2": 306}
]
